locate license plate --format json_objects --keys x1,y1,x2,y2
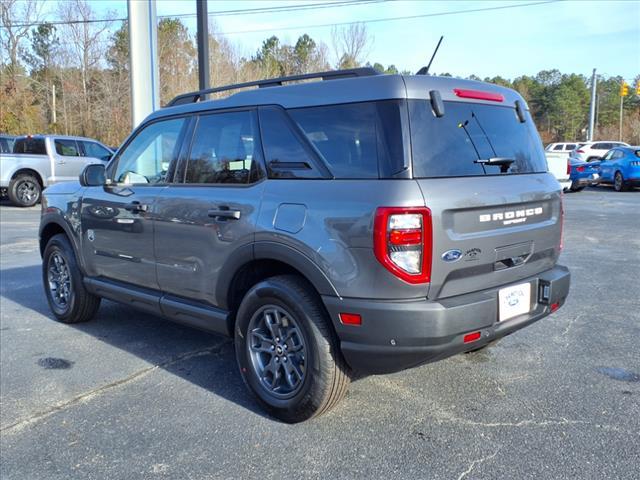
[{"x1": 498, "y1": 282, "x2": 531, "y2": 322}]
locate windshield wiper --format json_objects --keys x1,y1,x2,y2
[{"x1": 474, "y1": 157, "x2": 515, "y2": 173}]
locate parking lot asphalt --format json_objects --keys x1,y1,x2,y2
[{"x1": 1, "y1": 188, "x2": 639, "y2": 480}]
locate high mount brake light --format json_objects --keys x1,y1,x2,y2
[
  {"x1": 374, "y1": 207, "x2": 432, "y2": 284},
  {"x1": 453, "y1": 88, "x2": 504, "y2": 102}
]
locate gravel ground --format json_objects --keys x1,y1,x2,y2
[{"x1": 1, "y1": 188, "x2": 639, "y2": 480}]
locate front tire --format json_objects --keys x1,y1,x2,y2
[
  {"x1": 614, "y1": 171, "x2": 628, "y2": 192},
  {"x1": 42, "y1": 234, "x2": 101, "y2": 323},
  {"x1": 8, "y1": 174, "x2": 41, "y2": 207},
  {"x1": 235, "y1": 275, "x2": 350, "y2": 423}
]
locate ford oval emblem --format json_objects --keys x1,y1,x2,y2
[{"x1": 442, "y1": 249, "x2": 462, "y2": 262}]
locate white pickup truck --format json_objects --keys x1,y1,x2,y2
[
  {"x1": 545, "y1": 142, "x2": 578, "y2": 191},
  {"x1": 0, "y1": 135, "x2": 113, "y2": 207}
]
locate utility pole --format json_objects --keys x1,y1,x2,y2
[
  {"x1": 196, "y1": 0, "x2": 210, "y2": 97},
  {"x1": 587, "y1": 68, "x2": 597, "y2": 141},
  {"x1": 619, "y1": 81, "x2": 629, "y2": 141},
  {"x1": 51, "y1": 83, "x2": 56, "y2": 125},
  {"x1": 128, "y1": 0, "x2": 159, "y2": 127}
]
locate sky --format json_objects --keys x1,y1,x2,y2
[{"x1": 52, "y1": 0, "x2": 640, "y2": 81}]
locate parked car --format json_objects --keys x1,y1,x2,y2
[
  {"x1": 568, "y1": 158, "x2": 600, "y2": 192},
  {"x1": 597, "y1": 146, "x2": 640, "y2": 191},
  {"x1": 39, "y1": 69, "x2": 570, "y2": 422},
  {"x1": 0, "y1": 134, "x2": 16, "y2": 154},
  {"x1": 0, "y1": 135, "x2": 113, "y2": 207},
  {"x1": 545, "y1": 150, "x2": 571, "y2": 191},
  {"x1": 545, "y1": 142, "x2": 579, "y2": 153},
  {"x1": 570, "y1": 141, "x2": 629, "y2": 162}
]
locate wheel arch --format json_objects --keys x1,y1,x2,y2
[
  {"x1": 12, "y1": 168, "x2": 44, "y2": 187},
  {"x1": 39, "y1": 216, "x2": 85, "y2": 272},
  {"x1": 218, "y1": 242, "x2": 339, "y2": 330}
]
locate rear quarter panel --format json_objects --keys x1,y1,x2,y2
[{"x1": 255, "y1": 179, "x2": 429, "y2": 299}]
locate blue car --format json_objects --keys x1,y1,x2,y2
[
  {"x1": 598, "y1": 146, "x2": 640, "y2": 192},
  {"x1": 568, "y1": 158, "x2": 601, "y2": 192}
]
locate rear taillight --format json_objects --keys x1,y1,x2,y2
[
  {"x1": 374, "y1": 207, "x2": 432, "y2": 284},
  {"x1": 576, "y1": 149, "x2": 585, "y2": 154},
  {"x1": 566, "y1": 160, "x2": 571, "y2": 175},
  {"x1": 577, "y1": 165, "x2": 585, "y2": 172}
]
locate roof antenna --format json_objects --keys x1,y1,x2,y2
[{"x1": 416, "y1": 36, "x2": 444, "y2": 75}]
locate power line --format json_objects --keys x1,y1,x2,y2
[
  {"x1": 0, "y1": 0, "x2": 384, "y2": 29},
  {"x1": 217, "y1": 1, "x2": 559, "y2": 36}
]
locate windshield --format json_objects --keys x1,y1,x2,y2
[{"x1": 409, "y1": 100, "x2": 547, "y2": 178}]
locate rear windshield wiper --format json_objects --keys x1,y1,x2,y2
[{"x1": 474, "y1": 157, "x2": 515, "y2": 173}]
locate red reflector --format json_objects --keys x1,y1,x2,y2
[
  {"x1": 550, "y1": 302, "x2": 560, "y2": 312},
  {"x1": 389, "y1": 229, "x2": 422, "y2": 245},
  {"x1": 577, "y1": 165, "x2": 585, "y2": 172},
  {"x1": 453, "y1": 88, "x2": 504, "y2": 102},
  {"x1": 463, "y1": 331, "x2": 482, "y2": 343},
  {"x1": 339, "y1": 313, "x2": 362, "y2": 326}
]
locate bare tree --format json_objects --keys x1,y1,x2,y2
[
  {"x1": 0, "y1": 0, "x2": 43, "y2": 71},
  {"x1": 331, "y1": 23, "x2": 372, "y2": 69},
  {"x1": 56, "y1": 0, "x2": 114, "y2": 135}
]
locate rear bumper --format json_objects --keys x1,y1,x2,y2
[
  {"x1": 572, "y1": 174, "x2": 600, "y2": 187},
  {"x1": 323, "y1": 265, "x2": 570, "y2": 374}
]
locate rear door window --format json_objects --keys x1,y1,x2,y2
[
  {"x1": 54, "y1": 139, "x2": 81, "y2": 156},
  {"x1": 288, "y1": 100, "x2": 409, "y2": 179},
  {"x1": 184, "y1": 110, "x2": 262, "y2": 184},
  {"x1": 565, "y1": 144, "x2": 576, "y2": 150},
  {"x1": 409, "y1": 100, "x2": 547, "y2": 177},
  {"x1": 13, "y1": 137, "x2": 46, "y2": 154},
  {"x1": 553, "y1": 144, "x2": 564, "y2": 151}
]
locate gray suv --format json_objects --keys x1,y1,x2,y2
[{"x1": 39, "y1": 68, "x2": 570, "y2": 422}]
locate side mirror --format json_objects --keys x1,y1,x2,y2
[{"x1": 80, "y1": 163, "x2": 106, "y2": 187}]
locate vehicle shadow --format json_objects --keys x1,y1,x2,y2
[{"x1": 1, "y1": 264, "x2": 270, "y2": 419}]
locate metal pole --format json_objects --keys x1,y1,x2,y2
[
  {"x1": 587, "y1": 68, "x2": 596, "y2": 141},
  {"x1": 51, "y1": 83, "x2": 56, "y2": 125},
  {"x1": 619, "y1": 95, "x2": 623, "y2": 141},
  {"x1": 196, "y1": 0, "x2": 210, "y2": 96},
  {"x1": 128, "y1": 0, "x2": 159, "y2": 127}
]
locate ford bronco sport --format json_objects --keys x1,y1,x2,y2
[{"x1": 39, "y1": 68, "x2": 570, "y2": 422}]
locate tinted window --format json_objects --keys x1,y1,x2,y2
[
  {"x1": 565, "y1": 144, "x2": 576, "y2": 150},
  {"x1": 409, "y1": 100, "x2": 547, "y2": 177},
  {"x1": 81, "y1": 141, "x2": 112, "y2": 161},
  {"x1": 259, "y1": 106, "x2": 321, "y2": 179},
  {"x1": 0, "y1": 137, "x2": 15, "y2": 153},
  {"x1": 592, "y1": 143, "x2": 605, "y2": 150},
  {"x1": 113, "y1": 118, "x2": 187, "y2": 184},
  {"x1": 185, "y1": 110, "x2": 261, "y2": 184},
  {"x1": 613, "y1": 150, "x2": 624, "y2": 159},
  {"x1": 55, "y1": 139, "x2": 80, "y2": 156},
  {"x1": 13, "y1": 137, "x2": 46, "y2": 154},
  {"x1": 288, "y1": 100, "x2": 408, "y2": 179},
  {"x1": 553, "y1": 144, "x2": 564, "y2": 151}
]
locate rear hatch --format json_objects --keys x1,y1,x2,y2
[{"x1": 408, "y1": 95, "x2": 562, "y2": 300}]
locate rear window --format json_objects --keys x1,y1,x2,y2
[
  {"x1": 287, "y1": 100, "x2": 409, "y2": 179},
  {"x1": 13, "y1": 137, "x2": 46, "y2": 155},
  {"x1": 409, "y1": 100, "x2": 547, "y2": 177}
]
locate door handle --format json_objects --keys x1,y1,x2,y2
[
  {"x1": 208, "y1": 207, "x2": 241, "y2": 220},
  {"x1": 124, "y1": 201, "x2": 149, "y2": 213}
]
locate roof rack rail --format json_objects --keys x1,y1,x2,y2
[{"x1": 166, "y1": 67, "x2": 380, "y2": 107}]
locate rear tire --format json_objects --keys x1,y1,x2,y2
[
  {"x1": 569, "y1": 182, "x2": 584, "y2": 192},
  {"x1": 614, "y1": 171, "x2": 628, "y2": 192},
  {"x1": 42, "y1": 234, "x2": 101, "y2": 323},
  {"x1": 235, "y1": 275, "x2": 350, "y2": 423},
  {"x1": 8, "y1": 174, "x2": 41, "y2": 207}
]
